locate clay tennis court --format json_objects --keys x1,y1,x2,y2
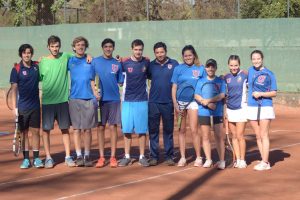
[{"x1": 0, "y1": 92, "x2": 299, "y2": 200}]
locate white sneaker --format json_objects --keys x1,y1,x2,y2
[
  {"x1": 194, "y1": 157, "x2": 203, "y2": 167},
  {"x1": 177, "y1": 157, "x2": 187, "y2": 167},
  {"x1": 254, "y1": 161, "x2": 271, "y2": 171},
  {"x1": 216, "y1": 160, "x2": 226, "y2": 170},
  {"x1": 203, "y1": 159, "x2": 213, "y2": 168},
  {"x1": 233, "y1": 159, "x2": 240, "y2": 168},
  {"x1": 238, "y1": 160, "x2": 247, "y2": 169}
]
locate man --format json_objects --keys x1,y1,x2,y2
[
  {"x1": 147, "y1": 42, "x2": 179, "y2": 166},
  {"x1": 68, "y1": 36, "x2": 97, "y2": 167},
  {"x1": 118, "y1": 39, "x2": 150, "y2": 167},
  {"x1": 9, "y1": 44, "x2": 44, "y2": 169},
  {"x1": 39, "y1": 35, "x2": 77, "y2": 168},
  {"x1": 91, "y1": 38, "x2": 123, "y2": 168}
]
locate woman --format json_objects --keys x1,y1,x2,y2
[
  {"x1": 171, "y1": 45, "x2": 205, "y2": 167},
  {"x1": 195, "y1": 59, "x2": 226, "y2": 169},
  {"x1": 224, "y1": 55, "x2": 248, "y2": 168},
  {"x1": 247, "y1": 50, "x2": 277, "y2": 171}
]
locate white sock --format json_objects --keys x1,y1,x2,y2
[
  {"x1": 125, "y1": 154, "x2": 130, "y2": 159},
  {"x1": 139, "y1": 155, "x2": 144, "y2": 159},
  {"x1": 84, "y1": 150, "x2": 90, "y2": 157},
  {"x1": 76, "y1": 150, "x2": 82, "y2": 157}
]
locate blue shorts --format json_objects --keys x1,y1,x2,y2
[{"x1": 121, "y1": 101, "x2": 148, "y2": 134}]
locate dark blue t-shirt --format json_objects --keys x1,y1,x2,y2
[
  {"x1": 9, "y1": 61, "x2": 40, "y2": 111},
  {"x1": 148, "y1": 58, "x2": 179, "y2": 103},
  {"x1": 122, "y1": 57, "x2": 150, "y2": 102}
]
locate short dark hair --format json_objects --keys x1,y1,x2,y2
[
  {"x1": 102, "y1": 38, "x2": 115, "y2": 48},
  {"x1": 153, "y1": 42, "x2": 167, "y2": 52},
  {"x1": 48, "y1": 35, "x2": 61, "y2": 46},
  {"x1": 251, "y1": 50, "x2": 264, "y2": 60},
  {"x1": 131, "y1": 39, "x2": 144, "y2": 49},
  {"x1": 72, "y1": 36, "x2": 89, "y2": 48},
  {"x1": 18, "y1": 44, "x2": 34, "y2": 57},
  {"x1": 228, "y1": 55, "x2": 241, "y2": 65}
]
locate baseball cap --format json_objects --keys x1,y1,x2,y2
[{"x1": 205, "y1": 59, "x2": 217, "y2": 68}]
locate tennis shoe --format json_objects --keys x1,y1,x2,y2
[
  {"x1": 44, "y1": 158, "x2": 55, "y2": 169},
  {"x1": 148, "y1": 158, "x2": 158, "y2": 166},
  {"x1": 33, "y1": 158, "x2": 44, "y2": 168},
  {"x1": 177, "y1": 157, "x2": 187, "y2": 167},
  {"x1": 254, "y1": 161, "x2": 271, "y2": 171},
  {"x1": 238, "y1": 160, "x2": 247, "y2": 169},
  {"x1": 164, "y1": 158, "x2": 175, "y2": 166},
  {"x1": 75, "y1": 156, "x2": 84, "y2": 167},
  {"x1": 216, "y1": 160, "x2": 226, "y2": 170},
  {"x1": 110, "y1": 157, "x2": 118, "y2": 168},
  {"x1": 194, "y1": 157, "x2": 203, "y2": 167},
  {"x1": 233, "y1": 159, "x2": 240, "y2": 168},
  {"x1": 95, "y1": 157, "x2": 106, "y2": 168},
  {"x1": 65, "y1": 157, "x2": 76, "y2": 167},
  {"x1": 139, "y1": 157, "x2": 150, "y2": 167},
  {"x1": 118, "y1": 157, "x2": 131, "y2": 167},
  {"x1": 203, "y1": 159, "x2": 213, "y2": 168},
  {"x1": 84, "y1": 156, "x2": 93, "y2": 167},
  {"x1": 20, "y1": 159, "x2": 31, "y2": 169}
]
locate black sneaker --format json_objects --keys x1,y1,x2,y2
[
  {"x1": 84, "y1": 156, "x2": 93, "y2": 167},
  {"x1": 75, "y1": 156, "x2": 84, "y2": 167},
  {"x1": 164, "y1": 158, "x2": 175, "y2": 166},
  {"x1": 148, "y1": 158, "x2": 158, "y2": 166}
]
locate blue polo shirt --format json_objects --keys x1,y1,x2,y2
[
  {"x1": 247, "y1": 66, "x2": 277, "y2": 107},
  {"x1": 224, "y1": 70, "x2": 247, "y2": 110},
  {"x1": 9, "y1": 61, "x2": 40, "y2": 111},
  {"x1": 148, "y1": 58, "x2": 179, "y2": 103},
  {"x1": 91, "y1": 56, "x2": 123, "y2": 102},
  {"x1": 195, "y1": 76, "x2": 226, "y2": 117},
  {"x1": 122, "y1": 57, "x2": 150, "y2": 102},
  {"x1": 68, "y1": 56, "x2": 94, "y2": 100}
]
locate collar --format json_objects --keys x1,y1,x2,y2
[{"x1": 155, "y1": 57, "x2": 170, "y2": 66}]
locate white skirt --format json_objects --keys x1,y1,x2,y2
[
  {"x1": 187, "y1": 101, "x2": 198, "y2": 110},
  {"x1": 246, "y1": 106, "x2": 275, "y2": 120},
  {"x1": 227, "y1": 107, "x2": 248, "y2": 123}
]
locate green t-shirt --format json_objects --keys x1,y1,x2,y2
[{"x1": 39, "y1": 52, "x2": 72, "y2": 105}]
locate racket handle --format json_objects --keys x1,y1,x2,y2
[
  {"x1": 210, "y1": 115, "x2": 214, "y2": 128},
  {"x1": 97, "y1": 106, "x2": 101, "y2": 123},
  {"x1": 178, "y1": 115, "x2": 182, "y2": 131},
  {"x1": 257, "y1": 105, "x2": 261, "y2": 124}
]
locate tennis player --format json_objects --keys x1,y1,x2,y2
[
  {"x1": 224, "y1": 55, "x2": 248, "y2": 168},
  {"x1": 68, "y1": 36, "x2": 96, "y2": 167},
  {"x1": 247, "y1": 50, "x2": 277, "y2": 171},
  {"x1": 9, "y1": 44, "x2": 43, "y2": 169},
  {"x1": 171, "y1": 45, "x2": 205, "y2": 167},
  {"x1": 147, "y1": 42, "x2": 179, "y2": 166},
  {"x1": 118, "y1": 39, "x2": 150, "y2": 167},
  {"x1": 91, "y1": 38, "x2": 123, "y2": 168},
  {"x1": 39, "y1": 35, "x2": 91, "y2": 168},
  {"x1": 195, "y1": 59, "x2": 226, "y2": 169}
]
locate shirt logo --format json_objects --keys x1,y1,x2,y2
[
  {"x1": 257, "y1": 75, "x2": 266, "y2": 84},
  {"x1": 237, "y1": 76, "x2": 242, "y2": 83},
  {"x1": 167, "y1": 64, "x2": 173, "y2": 69},
  {"x1": 192, "y1": 70, "x2": 199, "y2": 78},
  {"x1": 22, "y1": 71, "x2": 27, "y2": 76},
  {"x1": 112, "y1": 64, "x2": 118, "y2": 73},
  {"x1": 142, "y1": 66, "x2": 146, "y2": 72},
  {"x1": 34, "y1": 67, "x2": 38, "y2": 71},
  {"x1": 128, "y1": 67, "x2": 133, "y2": 73},
  {"x1": 226, "y1": 78, "x2": 231, "y2": 83}
]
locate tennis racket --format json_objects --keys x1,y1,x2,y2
[
  {"x1": 252, "y1": 72, "x2": 271, "y2": 124},
  {"x1": 176, "y1": 83, "x2": 195, "y2": 131},
  {"x1": 224, "y1": 118, "x2": 235, "y2": 167},
  {"x1": 95, "y1": 74, "x2": 101, "y2": 123},
  {"x1": 6, "y1": 87, "x2": 22, "y2": 156},
  {"x1": 200, "y1": 82, "x2": 220, "y2": 127}
]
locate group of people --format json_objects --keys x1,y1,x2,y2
[{"x1": 9, "y1": 35, "x2": 277, "y2": 171}]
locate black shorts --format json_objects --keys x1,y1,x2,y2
[
  {"x1": 42, "y1": 102, "x2": 71, "y2": 131},
  {"x1": 198, "y1": 116, "x2": 223, "y2": 126},
  {"x1": 18, "y1": 108, "x2": 40, "y2": 131}
]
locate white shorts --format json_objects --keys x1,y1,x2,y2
[
  {"x1": 227, "y1": 107, "x2": 247, "y2": 123},
  {"x1": 247, "y1": 106, "x2": 275, "y2": 120},
  {"x1": 186, "y1": 101, "x2": 198, "y2": 110}
]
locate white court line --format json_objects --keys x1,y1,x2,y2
[
  {"x1": 55, "y1": 141, "x2": 300, "y2": 200},
  {"x1": 0, "y1": 172, "x2": 66, "y2": 186}
]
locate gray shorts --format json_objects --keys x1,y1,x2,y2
[
  {"x1": 69, "y1": 99, "x2": 97, "y2": 129},
  {"x1": 99, "y1": 101, "x2": 121, "y2": 126}
]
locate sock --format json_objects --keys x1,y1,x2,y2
[
  {"x1": 33, "y1": 150, "x2": 39, "y2": 159},
  {"x1": 125, "y1": 154, "x2": 130, "y2": 159},
  {"x1": 23, "y1": 150, "x2": 29, "y2": 159},
  {"x1": 76, "y1": 150, "x2": 82, "y2": 157},
  {"x1": 84, "y1": 150, "x2": 90, "y2": 157},
  {"x1": 139, "y1": 154, "x2": 144, "y2": 159}
]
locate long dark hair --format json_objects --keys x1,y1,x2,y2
[{"x1": 182, "y1": 45, "x2": 201, "y2": 66}]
